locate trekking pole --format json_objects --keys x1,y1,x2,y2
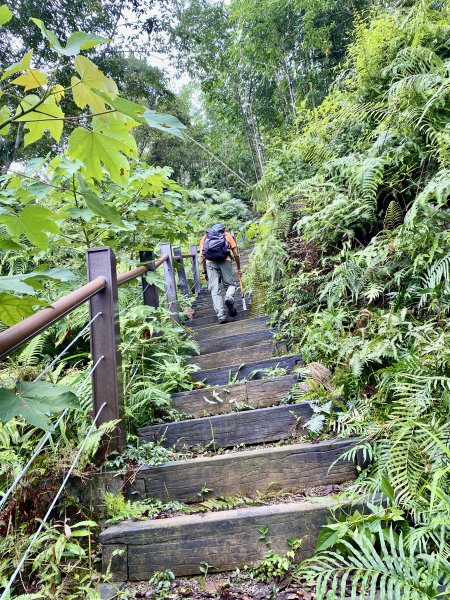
[{"x1": 238, "y1": 275, "x2": 247, "y2": 311}]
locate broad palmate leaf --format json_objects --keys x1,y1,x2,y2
[
  {"x1": 67, "y1": 116, "x2": 137, "y2": 185},
  {"x1": 0, "y1": 381, "x2": 80, "y2": 430}
]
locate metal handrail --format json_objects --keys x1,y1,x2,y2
[
  {"x1": 154, "y1": 254, "x2": 170, "y2": 269},
  {"x1": 117, "y1": 254, "x2": 169, "y2": 286},
  {"x1": 117, "y1": 253, "x2": 169, "y2": 286},
  {"x1": 0, "y1": 254, "x2": 171, "y2": 359},
  {"x1": 0, "y1": 276, "x2": 107, "y2": 358}
]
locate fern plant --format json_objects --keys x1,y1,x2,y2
[{"x1": 300, "y1": 523, "x2": 450, "y2": 599}]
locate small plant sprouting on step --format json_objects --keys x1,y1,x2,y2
[
  {"x1": 199, "y1": 560, "x2": 214, "y2": 589},
  {"x1": 249, "y1": 366, "x2": 287, "y2": 380},
  {"x1": 184, "y1": 494, "x2": 256, "y2": 514},
  {"x1": 258, "y1": 524, "x2": 272, "y2": 546},
  {"x1": 227, "y1": 364, "x2": 246, "y2": 385},
  {"x1": 287, "y1": 537, "x2": 302, "y2": 556},
  {"x1": 199, "y1": 560, "x2": 213, "y2": 576},
  {"x1": 249, "y1": 538, "x2": 303, "y2": 583},
  {"x1": 104, "y1": 493, "x2": 185, "y2": 523},
  {"x1": 232, "y1": 402, "x2": 253, "y2": 412},
  {"x1": 197, "y1": 483, "x2": 213, "y2": 498},
  {"x1": 145, "y1": 569, "x2": 175, "y2": 600},
  {"x1": 105, "y1": 441, "x2": 175, "y2": 472}
]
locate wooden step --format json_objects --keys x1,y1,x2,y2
[
  {"x1": 187, "y1": 341, "x2": 279, "y2": 371},
  {"x1": 194, "y1": 353, "x2": 302, "y2": 386},
  {"x1": 191, "y1": 301, "x2": 251, "y2": 313},
  {"x1": 191, "y1": 311, "x2": 250, "y2": 327},
  {"x1": 171, "y1": 374, "x2": 297, "y2": 417},
  {"x1": 138, "y1": 402, "x2": 312, "y2": 450},
  {"x1": 191, "y1": 317, "x2": 269, "y2": 340},
  {"x1": 101, "y1": 495, "x2": 352, "y2": 580},
  {"x1": 193, "y1": 303, "x2": 246, "y2": 317},
  {"x1": 127, "y1": 439, "x2": 355, "y2": 502},
  {"x1": 190, "y1": 310, "x2": 258, "y2": 330},
  {"x1": 197, "y1": 328, "x2": 273, "y2": 355}
]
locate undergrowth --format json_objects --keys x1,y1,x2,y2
[{"x1": 246, "y1": 1, "x2": 450, "y2": 596}]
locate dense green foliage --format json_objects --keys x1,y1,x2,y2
[
  {"x1": 2, "y1": 0, "x2": 450, "y2": 597},
  {"x1": 0, "y1": 13, "x2": 202, "y2": 597},
  {"x1": 167, "y1": 0, "x2": 370, "y2": 186},
  {"x1": 247, "y1": 1, "x2": 450, "y2": 595}
]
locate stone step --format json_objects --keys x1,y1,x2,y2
[
  {"x1": 127, "y1": 439, "x2": 355, "y2": 502},
  {"x1": 187, "y1": 341, "x2": 281, "y2": 371},
  {"x1": 101, "y1": 493, "x2": 353, "y2": 580},
  {"x1": 197, "y1": 328, "x2": 273, "y2": 355},
  {"x1": 138, "y1": 402, "x2": 312, "y2": 450},
  {"x1": 171, "y1": 374, "x2": 297, "y2": 418},
  {"x1": 192, "y1": 316, "x2": 269, "y2": 341},
  {"x1": 194, "y1": 353, "x2": 302, "y2": 386}
]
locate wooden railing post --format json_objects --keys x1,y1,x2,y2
[
  {"x1": 86, "y1": 247, "x2": 125, "y2": 455},
  {"x1": 173, "y1": 247, "x2": 189, "y2": 296},
  {"x1": 139, "y1": 250, "x2": 159, "y2": 309},
  {"x1": 191, "y1": 244, "x2": 201, "y2": 295},
  {"x1": 160, "y1": 243, "x2": 179, "y2": 323}
]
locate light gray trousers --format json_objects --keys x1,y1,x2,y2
[{"x1": 206, "y1": 260, "x2": 237, "y2": 319}]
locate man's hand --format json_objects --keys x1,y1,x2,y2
[
  {"x1": 203, "y1": 271, "x2": 209, "y2": 281},
  {"x1": 237, "y1": 270, "x2": 243, "y2": 279}
]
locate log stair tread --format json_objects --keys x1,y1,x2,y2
[
  {"x1": 127, "y1": 439, "x2": 356, "y2": 503},
  {"x1": 138, "y1": 401, "x2": 313, "y2": 449},
  {"x1": 171, "y1": 374, "x2": 297, "y2": 417},
  {"x1": 101, "y1": 497, "x2": 352, "y2": 580},
  {"x1": 103, "y1": 280, "x2": 357, "y2": 581}
]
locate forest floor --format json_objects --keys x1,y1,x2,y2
[{"x1": 122, "y1": 570, "x2": 319, "y2": 599}]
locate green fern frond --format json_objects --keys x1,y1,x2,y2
[
  {"x1": 383, "y1": 200, "x2": 403, "y2": 230},
  {"x1": 300, "y1": 524, "x2": 448, "y2": 599}
]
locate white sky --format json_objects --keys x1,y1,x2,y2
[{"x1": 116, "y1": 7, "x2": 190, "y2": 93}]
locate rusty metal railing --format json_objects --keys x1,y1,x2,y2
[{"x1": 0, "y1": 243, "x2": 202, "y2": 454}]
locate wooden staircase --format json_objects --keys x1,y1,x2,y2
[{"x1": 100, "y1": 261, "x2": 356, "y2": 582}]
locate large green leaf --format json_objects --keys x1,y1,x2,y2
[
  {"x1": 0, "y1": 204, "x2": 61, "y2": 249},
  {"x1": 23, "y1": 267, "x2": 77, "y2": 290},
  {"x1": 67, "y1": 116, "x2": 137, "y2": 185},
  {"x1": 11, "y1": 68, "x2": 47, "y2": 91},
  {"x1": 94, "y1": 92, "x2": 186, "y2": 138},
  {"x1": 144, "y1": 270, "x2": 166, "y2": 291},
  {"x1": 15, "y1": 94, "x2": 64, "y2": 146},
  {"x1": 0, "y1": 381, "x2": 80, "y2": 430},
  {"x1": 31, "y1": 19, "x2": 110, "y2": 56},
  {"x1": 0, "y1": 105, "x2": 10, "y2": 134},
  {"x1": 71, "y1": 56, "x2": 117, "y2": 113},
  {"x1": 0, "y1": 293, "x2": 46, "y2": 326},
  {"x1": 0, "y1": 268, "x2": 76, "y2": 296},
  {"x1": 81, "y1": 190, "x2": 126, "y2": 228},
  {"x1": 0, "y1": 236, "x2": 23, "y2": 250},
  {"x1": 1, "y1": 49, "x2": 32, "y2": 81},
  {"x1": 0, "y1": 275, "x2": 39, "y2": 294},
  {"x1": 0, "y1": 4, "x2": 12, "y2": 25}
]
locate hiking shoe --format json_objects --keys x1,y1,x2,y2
[
  {"x1": 218, "y1": 316, "x2": 229, "y2": 324},
  {"x1": 225, "y1": 297, "x2": 238, "y2": 317}
]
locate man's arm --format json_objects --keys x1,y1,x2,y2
[
  {"x1": 199, "y1": 236, "x2": 208, "y2": 279},
  {"x1": 232, "y1": 247, "x2": 241, "y2": 276}
]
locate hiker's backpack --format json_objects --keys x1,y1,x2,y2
[{"x1": 202, "y1": 226, "x2": 230, "y2": 261}]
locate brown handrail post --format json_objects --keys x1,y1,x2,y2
[
  {"x1": 173, "y1": 247, "x2": 189, "y2": 296},
  {"x1": 191, "y1": 244, "x2": 201, "y2": 295},
  {"x1": 87, "y1": 247, "x2": 125, "y2": 455},
  {"x1": 160, "y1": 243, "x2": 179, "y2": 323},
  {"x1": 139, "y1": 251, "x2": 159, "y2": 308}
]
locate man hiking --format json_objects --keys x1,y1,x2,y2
[{"x1": 199, "y1": 224, "x2": 242, "y2": 323}]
